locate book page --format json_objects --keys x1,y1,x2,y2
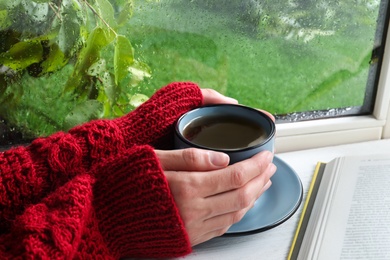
[
  {"x1": 296, "y1": 157, "x2": 347, "y2": 260},
  {"x1": 317, "y1": 154, "x2": 390, "y2": 259}
]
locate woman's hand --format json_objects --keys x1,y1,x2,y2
[
  {"x1": 201, "y1": 88, "x2": 238, "y2": 105},
  {"x1": 156, "y1": 148, "x2": 277, "y2": 246},
  {"x1": 201, "y1": 88, "x2": 275, "y2": 121}
]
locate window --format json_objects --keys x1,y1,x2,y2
[
  {"x1": 130, "y1": 0, "x2": 388, "y2": 119},
  {"x1": 0, "y1": 0, "x2": 389, "y2": 152}
]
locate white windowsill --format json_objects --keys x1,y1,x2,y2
[
  {"x1": 276, "y1": 115, "x2": 385, "y2": 136},
  {"x1": 275, "y1": 116, "x2": 386, "y2": 152}
]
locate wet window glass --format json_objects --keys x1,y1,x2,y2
[{"x1": 0, "y1": 0, "x2": 389, "y2": 145}]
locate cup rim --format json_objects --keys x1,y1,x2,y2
[{"x1": 175, "y1": 104, "x2": 276, "y2": 153}]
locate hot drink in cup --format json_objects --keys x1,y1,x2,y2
[{"x1": 174, "y1": 104, "x2": 275, "y2": 164}]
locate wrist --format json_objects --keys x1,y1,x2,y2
[{"x1": 115, "y1": 82, "x2": 203, "y2": 147}]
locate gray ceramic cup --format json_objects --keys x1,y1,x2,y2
[{"x1": 174, "y1": 104, "x2": 275, "y2": 164}]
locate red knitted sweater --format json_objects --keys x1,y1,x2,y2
[{"x1": 0, "y1": 82, "x2": 203, "y2": 259}]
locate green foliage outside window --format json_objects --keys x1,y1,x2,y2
[
  {"x1": 0, "y1": 0, "x2": 151, "y2": 142},
  {"x1": 129, "y1": 0, "x2": 379, "y2": 113},
  {"x1": 0, "y1": 0, "x2": 384, "y2": 143}
]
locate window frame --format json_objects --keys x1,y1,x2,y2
[{"x1": 276, "y1": 25, "x2": 390, "y2": 153}]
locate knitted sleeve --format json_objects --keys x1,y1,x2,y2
[
  {"x1": 91, "y1": 145, "x2": 191, "y2": 258},
  {"x1": 0, "y1": 82, "x2": 203, "y2": 231},
  {"x1": 71, "y1": 81, "x2": 203, "y2": 155},
  {"x1": 0, "y1": 173, "x2": 97, "y2": 259},
  {"x1": 0, "y1": 145, "x2": 191, "y2": 259}
]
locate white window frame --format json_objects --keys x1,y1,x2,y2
[{"x1": 275, "y1": 26, "x2": 390, "y2": 153}]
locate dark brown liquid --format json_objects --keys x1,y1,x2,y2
[{"x1": 183, "y1": 115, "x2": 267, "y2": 149}]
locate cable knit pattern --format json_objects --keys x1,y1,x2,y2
[
  {"x1": 0, "y1": 82, "x2": 202, "y2": 259},
  {"x1": 0, "y1": 174, "x2": 94, "y2": 259}
]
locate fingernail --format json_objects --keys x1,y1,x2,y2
[
  {"x1": 209, "y1": 152, "x2": 230, "y2": 166},
  {"x1": 265, "y1": 151, "x2": 274, "y2": 163},
  {"x1": 227, "y1": 97, "x2": 239, "y2": 104},
  {"x1": 270, "y1": 163, "x2": 277, "y2": 174}
]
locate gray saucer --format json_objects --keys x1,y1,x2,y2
[{"x1": 226, "y1": 156, "x2": 303, "y2": 234}]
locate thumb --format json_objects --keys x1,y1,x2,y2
[
  {"x1": 201, "y1": 88, "x2": 238, "y2": 105},
  {"x1": 155, "y1": 148, "x2": 230, "y2": 171}
]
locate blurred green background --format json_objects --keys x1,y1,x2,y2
[
  {"x1": 0, "y1": 0, "x2": 381, "y2": 141},
  {"x1": 128, "y1": 0, "x2": 377, "y2": 112}
]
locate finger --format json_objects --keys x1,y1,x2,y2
[
  {"x1": 190, "y1": 207, "x2": 249, "y2": 246},
  {"x1": 156, "y1": 148, "x2": 230, "y2": 171},
  {"x1": 202, "y1": 163, "x2": 277, "y2": 218},
  {"x1": 260, "y1": 179, "x2": 272, "y2": 194},
  {"x1": 199, "y1": 150, "x2": 274, "y2": 197},
  {"x1": 190, "y1": 226, "x2": 230, "y2": 246},
  {"x1": 258, "y1": 109, "x2": 275, "y2": 122},
  {"x1": 190, "y1": 222, "x2": 232, "y2": 246},
  {"x1": 191, "y1": 178, "x2": 275, "y2": 246},
  {"x1": 200, "y1": 89, "x2": 274, "y2": 121},
  {"x1": 201, "y1": 88, "x2": 238, "y2": 105}
]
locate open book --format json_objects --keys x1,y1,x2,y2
[{"x1": 288, "y1": 153, "x2": 390, "y2": 260}]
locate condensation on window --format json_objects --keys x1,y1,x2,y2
[
  {"x1": 128, "y1": 0, "x2": 386, "y2": 118},
  {"x1": 0, "y1": 0, "x2": 152, "y2": 144},
  {"x1": 0, "y1": 0, "x2": 388, "y2": 143},
  {"x1": 276, "y1": 106, "x2": 357, "y2": 122}
]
